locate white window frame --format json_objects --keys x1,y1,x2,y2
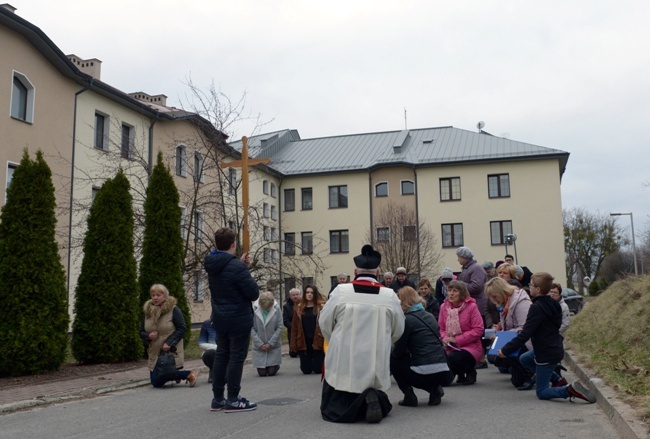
[
  {"x1": 176, "y1": 145, "x2": 187, "y2": 177},
  {"x1": 194, "y1": 210, "x2": 204, "y2": 242},
  {"x1": 194, "y1": 151, "x2": 204, "y2": 183},
  {"x1": 228, "y1": 168, "x2": 237, "y2": 195},
  {"x1": 11, "y1": 71, "x2": 35, "y2": 123},
  {"x1": 94, "y1": 111, "x2": 110, "y2": 151},
  {"x1": 180, "y1": 206, "x2": 187, "y2": 240},
  {"x1": 270, "y1": 183, "x2": 277, "y2": 198},
  {"x1": 5, "y1": 162, "x2": 19, "y2": 202},
  {"x1": 263, "y1": 180, "x2": 269, "y2": 195},
  {"x1": 375, "y1": 182, "x2": 388, "y2": 197},
  {"x1": 401, "y1": 179, "x2": 415, "y2": 195},
  {"x1": 263, "y1": 202, "x2": 270, "y2": 218},
  {"x1": 376, "y1": 226, "x2": 390, "y2": 242},
  {"x1": 193, "y1": 271, "x2": 205, "y2": 302},
  {"x1": 271, "y1": 205, "x2": 277, "y2": 220},
  {"x1": 120, "y1": 123, "x2": 135, "y2": 159}
]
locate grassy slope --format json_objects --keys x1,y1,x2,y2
[{"x1": 567, "y1": 275, "x2": 650, "y2": 423}]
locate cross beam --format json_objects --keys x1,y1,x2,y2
[{"x1": 220, "y1": 136, "x2": 270, "y2": 254}]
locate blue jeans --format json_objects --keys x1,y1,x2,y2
[
  {"x1": 212, "y1": 331, "x2": 251, "y2": 401},
  {"x1": 149, "y1": 367, "x2": 190, "y2": 388},
  {"x1": 519, "y1": 350, "x2": 568, "y2": 400}
]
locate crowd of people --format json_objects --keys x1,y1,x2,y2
[{"x1": 137, "y1": 228, "x2": 597, "y2": 422}]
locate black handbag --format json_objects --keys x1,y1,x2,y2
[{"x1": 155, "y1": 350, "x2": 178, "y2": 381}]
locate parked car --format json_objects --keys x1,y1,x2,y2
[{"x1": 562, "y1": 288, "x2": 583, "y2": 314}]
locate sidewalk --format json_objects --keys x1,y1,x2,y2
[{"x1": 0, "y1": 351, "x2": 647, "y2": 439}]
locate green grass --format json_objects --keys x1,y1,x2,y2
[{"x1": 567, "y1": 275, "x2": 650, "y2": 426}]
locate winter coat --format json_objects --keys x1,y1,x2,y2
[
  {"x1": 501, "y1": 295, "x2": 564, "y2": 364},
  {"x1": 251, "y1": 300, "x2": 283, "y2": 368},
  {"x1": 438, "y1": 296, "x2": 484, "y2": 363},
  {"x1": 319, "y1": 280, "x2": 405, "y2": 393},
  {"x1": 290, "y1": 302, "x2": 325, "y2": 352},
  {"x1": 282, "y1": 298, "x2": 295, "y2": 330},
  {"x1": 392, "y1": 308, "x2": 447, "y2": 367},
  {"x1": 204, "y1": 250, "x2": 260, "y2": 333},
  {"x1": 389, "y1": 278, "x2": 416, "y2": 293},
  {"x1": 423, "y1": 293, "x2": 440, "y2": 321},
  {"x1": 457, "y1": 259, "x2": 488, "y2": 316},
  {"x1": 140, "y1": 296, "x2": 186, "y2": 372},
  {"x1": 501, "y1": 288, "x2": 533, "y2": 351},
  {"x1": 558, "y1": 298, "x2": 570, "y2": 338}
]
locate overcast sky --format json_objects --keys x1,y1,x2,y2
[{"x1": 12, "y1": 0, "x2": 650, "y2": 241}]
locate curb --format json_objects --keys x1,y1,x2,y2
[{"x1": 565, "y1": 349, "x2": 649, "y2": 439}]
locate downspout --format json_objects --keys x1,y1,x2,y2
[
  {"x1": 368, "y1": 171, "x2": 374, "y2": 246},
  {"x1": 278, "y1": 177, "x2": 283, "y2": 304},
  {"x1": 413, "y1": 166, "x2": 421, "y2": 276},
  {"x1": 147, "y1": 112, "x2": 160, "y2": 180},
  {"x1": 66, "y1": 79, "x2": 93, "y2": 300}
]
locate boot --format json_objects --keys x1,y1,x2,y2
[{"x1": 398, "y1": 387, "x2": 418, "y2": 407}]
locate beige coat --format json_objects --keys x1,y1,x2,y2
[{"x1": 142, "y1": 296, "x2": 185, "y2": 372}]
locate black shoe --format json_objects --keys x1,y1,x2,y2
[
  {"x1": 456, "y1": 373, "x2": 467, "y2": 384},
  {"x1": 517, "y1": 379, "x2": 535, "y2": 391},
  {"x1": 461, "y1": 370, "x2": 477, "y2": 385},
  {"x1": 475, "y1": 361, "x2": 488, "y2": 369},
  {"x1": 365, "y1": 389, "x2": 383, "y2": 423},
  {"x1": 398, "y1": 387, "x2": 418, "y2": 407},
  {"x1": 428, "y1": 385, "x2": 444, "y2": 406}
]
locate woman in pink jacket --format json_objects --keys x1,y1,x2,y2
[{"x1": 438, "y1": 280, "x2": 484, "y2": 385}]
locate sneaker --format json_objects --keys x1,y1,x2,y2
[
  {"x1": 186, "y1": 370, "x2": 199, "y2": 387},
  {"x1": 517, "y1": 378, "x2": 536, "y2": 391},
  {"x1": 365, "y1": 389, "x2": 383, "y2": 423},
  {"x1": 552, "y1": 377, "x2": 568, "y2": 388},
  {"x1": 567, "y1": 381, "x2": 596, "y2": 403},
  {"x1": 428, "y1": 385, "x2": 444, "y2": 406},
  {"x1": 398, "y1": 387, "x2": 418, "y2": 407},
  {"x1": 225, "y1": 396, "x2": 258, "y2": 413},
  {"x1": 211, "y1": 398, "x2": 226, "y2": 411},
  {"x1": 475, "y1": 361, "x2": 488, "y2": 369}
]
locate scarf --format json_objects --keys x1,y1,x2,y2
[
  {"x1": 407, "y1": 303, "x2": 425, "y2": 313},
  {"x1": 261, "y1": 308, "x2": 269, "y2": 323},
  {"x1": 445, "y1": 301, "x2": 466, "y2": 337}
]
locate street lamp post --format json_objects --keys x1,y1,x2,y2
[{"x1": 610, "y1": 212, "x2": 638, "y2": 276}]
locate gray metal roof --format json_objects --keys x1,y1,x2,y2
[{"x1": 230, "y1": 126, "x2": 570, "y2": 177}]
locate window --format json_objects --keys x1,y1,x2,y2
[
  {"x1": 264, "y1": 248, "x2": 271, "y2": 263},
  {"x1": 272, "y1": 250, "x2": 279, "y2": 263},
  {"x1": 329, "y1": 185, "x2": 348, "y2": 208},
  {"x1": 284, "y1": 277, "x2": 297, "y2": 295},
  {"x1": 91, "y1": 186, "x2": 101, "y2": 203},
  {"x1": 264, "y1": 226, "x2": 270, "y2": 241},
  {"x1": 302, "y1": 277, "x2": 314, "y2": 287},
  {"x1": 271, "y1": 205, "x2": 277, "y2": 220},
  {"x1": 263, "y1": 180, "x2": 269, "y2": 195},
  {"x1": 263, "y1": 203, "x2": 270, "y2": 218},
  {"x1": 490, "y1": 220, "x2": 513, "y2": 245},
  {"x1": 194, "y1": 151, "x2": 204, "y2": 183},
  {"x1": 180, "y1": 206, "x2": 187, "y2": 240},
  {"x1": 376, "y1": 227, "x2": 390, "y2": 242},
  {"x1": 488, "y1": 174, "x2": 510, "y2": 198},
  {"x1": 330, "y1": 230, "x2": 349, "y2": 253},
  {"x1": 440, "y1": 177, "x2": 461, "y2": 201},
  {"x1": 120, "y1": 124, "x2": 134, "y2": 159},
  {"x1": 228, "y1": 168, "x2": 237, "y2": 195},
  {"x1": 284, "y1": 189, "x2": 295, "y2": 211},
  {"x1": 301, "y1": 188, "x2": 313, "y2": 210},
  {"x1": 6, "y1": 162, "x2": 18, "y2": 192},
  {"x1": 441, "y1": 223, "x2": 464, "y2": 247},
  {"x1": 403, "y1": 225, "x2": 417, "y2": 241},
  {"x1": 301, "y1": 232, "x2": 313, "y2": 255},
  {"x1": 401, "y1": 180, "x2": 415, "y2": 195},
  {"x1": 271, "y1": 183, "x2": 277, "y2": 198},
  {"x1": 194, "y1": 211, "x2": 204, "y2": 242},
  {"x1": 11, "y1": 72, "x2": 34, "y2": 123},
  {"x1": 284, "y1": 232, "x2": 296, "y2": 255},
  {"x1": 193, "y1": 272, "x2": 205, "y2": 302},
  {"x1": 375, "y1": 182, "x2": 388, "y2": 197},
  {"x1": 94, "y1": 112, "x2": 109, "y2": 150},
  {"x1": 271, "y1": 227, "x2": 278, "y2": 241},
  {"x1": 175, "y1": 145, "x2": 187, "y2": 176}
]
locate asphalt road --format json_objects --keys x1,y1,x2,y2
[{"x1": 0, "y1": 358, "x2": 619, "y2": 439}]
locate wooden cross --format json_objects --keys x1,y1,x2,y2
[{"x1": 220, "y1": 136, "x2": 270, "y2": 254}]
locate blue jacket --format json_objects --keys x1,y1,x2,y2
[{"x1": 204, "y1": 250, "x2": 260, "y2": 333}]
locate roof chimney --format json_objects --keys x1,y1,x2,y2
[
  {"x1": 128, "y1": 92, "x2": 168, "y2": 107},
  {"x1": 67, "y1": 54, "x2": 102, "y2": 79}
]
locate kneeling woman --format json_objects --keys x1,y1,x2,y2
[
  {"x1": 391, "y1": 287, "x2": 452, "y2": 407},
  {"x1": 140, "y1": 284, "x2": 198, "y2": 388},
  {"x1": 438, "y1": 280, "x2": 484, "y2": 385},
  {"x1": 290, "y1": 285, "x2": 325, "y2": 374},
  {"x1": 251, "y1": 291, "x2": 283, "y2": 376}
]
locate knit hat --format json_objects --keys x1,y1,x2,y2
[
  {"x1": 515, "y1": 265, "x2": 524, "y2": 278},
  {"x1": 455, "y1": 246, "x2": 474, "y2": 259},
  {"x1": 441, "y1": 267, "x2": 454, "y2": 280},
  {"x1": 482, "y1": 261, "x2": 495, "y2": 270},
  {"x1": 395, "y1": 267, "x2": 407, "y2": 275},
  {"x1": 353, "y1": 245, "x2": 381, "y2": 270}
]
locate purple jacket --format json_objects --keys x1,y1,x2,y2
[
  {"x1": 457, "y1": 259, "x2": 487, "y2": 316},
  {"x1": 438, "y1": 297, "x2": 484, "y2": 363}
]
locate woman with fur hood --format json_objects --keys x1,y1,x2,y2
[
  {"x1": 251, "y1": 291, "x2": 283, "y2": 376},
  {"x1": 140, "y1": 284, "x2": 198, "y2": 388}
]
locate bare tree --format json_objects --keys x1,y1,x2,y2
[
  {"x1": 366, "y1": 201, "x2": 443, "y2": 279},
  {"x1": 563, "y1": 208, "x2": 625, "y2": 291}
]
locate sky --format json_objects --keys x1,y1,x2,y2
[{"x1": 11, "y1": 0, "x2": 650, "y2": 241}]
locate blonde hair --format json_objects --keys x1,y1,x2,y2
[
  {"x1": 498, "y1": 263, "x2": 516, "y2": 279},
  {"x1": 397, "y1": 286, "x2": 425, "y2": 312},
  {"x1": 484, "y1": 277, "x2": 517, "y2": 303},
  {"x1": 149, "y1": 284, "x2": 170, "y2": 298},
  {"x1": 259, "y1": 291, "x2": 275, "y2": 307}
]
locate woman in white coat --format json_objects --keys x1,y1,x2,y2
[{"x1": 251, "y1": 291, "x2": 283, "y2": 376}]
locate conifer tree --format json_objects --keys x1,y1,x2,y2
[
  {"x1": 0, "y1": 150, "x2": 69, "y2": 376},
  {"x1": 139, "y1": 152, "x2": 190, "y2": 342},
  {"x1": 71, "y1": 169, "x2": 141, "y2": 363}
]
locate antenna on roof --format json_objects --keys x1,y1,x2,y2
[
  {"x1": 477, "y1": 121, "x2": 485, "y2": 133},
  {"x1": 404, "y1": 108, "x2": 408, "y2": 129}
]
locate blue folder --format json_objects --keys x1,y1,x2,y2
[{"x1": 487, "y1": 331, "x2": 520, "y2": 358}]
